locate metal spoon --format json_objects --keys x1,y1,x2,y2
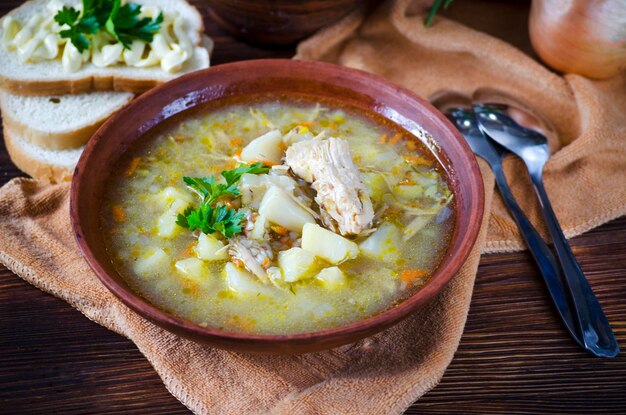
[
  {"x1": 474, "y1": 103, "x2": 619, "y2": 358},
  {"x1": 446, "y1": 108, "x2": 582, "y2": 348}
]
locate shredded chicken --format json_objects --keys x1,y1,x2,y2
[
  {"x1": 285, "y1": 137, "x2": 374, "y2": 235},
  {"x1": 228, "y1": 236, "x2": 273, "y2": 283}
]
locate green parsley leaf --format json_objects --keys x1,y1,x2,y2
[
  {"x1": 176, "y1": 204, "x2": 244, "y2": 239},
  {"x1": 56, "y1": 4, "x2": 99, "y2": 53},
  {"x1": 54, "y1": 6, "x2": 80, "y2": 26},
  {"x1": 55, "y1": 0, "x2": 162, "y2": 52},
  {"x1": 83, "y1": 0, "x2": 115, "y2": 26},
  {"x1": 177, "y1": 163, "x2": 270, "y2": 238},
  {"x1": 182, "y1": 176, "x2": 240, "y2": 206},
  {"x1": 221, "y1": 162, "x2": 270, "y2": 186},
  {"x1": 212, "y1": 206, "x2": 245, "y2": 238},
  {"x1": 59, "y1": 28, "x2": 91, "y2": 52},
  {"x1": 106, "y1": 0, "x2": 163, "y2": 49},
  {"x1": 183, "y1": 163, "x2": 269, "y2": 206}
]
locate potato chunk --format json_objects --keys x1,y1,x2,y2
[
  {"x1": 240, "y1": 130, "x2": 283, "y2": 165},
  {"x1": 224, "y1": 262, "x2": 272, "y2": 296},
  {"x1": 248, "y1": 214, "x2": 268, "y2": 241},
  {"x1": 156, "y1": 186, "x2": 194, "y2": 205},
  {"x1": 359, "y1": 222, "x2": 402, "y2": 264},
  {"x1": 195, "y1": 233, "x2": 228, "y2": 261},
  {"x1": 316, "y1": 266, "x2": 346, "y2": 288},
  {"x1": 156, "y1": 199, "x2": 191, "y2": 239},
  {"x1": 278, "y1": 247, "x2": 316, "y2": 282},
  {"x1": 133, "y1": 248, "x2": 170, "y2": 277},
  {"x1": 174, "y1": 258, "x2": 208, "y2": 282},
  {"x1": 240, "y1": 173, "x2": 296, "y2": 209},
  {"x1": 258, "y1": 185, "x2": 315, "y2": 232},
  {"x1": 301, "y1": 223, "x2": 359, "y2": 264}
]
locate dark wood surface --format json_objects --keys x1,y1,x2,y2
[{"x1": 1, "y1": 1, "x2": 625, "y2": 414}]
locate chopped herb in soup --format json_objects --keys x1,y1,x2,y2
[{"x1": 101, "y1": 98, "x2": 454, "y2": 334}]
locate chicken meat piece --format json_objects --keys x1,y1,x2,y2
[
  {"x1": 285, "y1": 137, "x2": 374, "y2": 235},
  {"x1": 228, "y1": 236, "x2": 273, "y2": 283}
]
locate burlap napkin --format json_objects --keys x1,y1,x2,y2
[{"x1": 1, "y1": 0, "x2": 624, "y2": 414}]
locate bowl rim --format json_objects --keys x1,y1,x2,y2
[{"x1": 70, "y1": 59, "x2": 484, "y2": 350}]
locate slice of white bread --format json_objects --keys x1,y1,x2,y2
[
  {"x1": 0, "y1": 34, "x2": 214, "y2": 150},
  {"x1": 4, "y1": 126, "x2": 83, "y2": 183},
  {"x1": 0, "y1": 90, "x2": 134, "y2": 149},
  {"x1": 0, "y1": 0, "x2": 209, "y2": 95}
]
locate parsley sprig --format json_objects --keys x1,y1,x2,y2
[
  {"x1": 176, "y1": 163, "x2": 270, "y2": 239},
  {"x1": 54, "y1": 0, "x2": 163, "y2": 53},
  {"x1": 176, "y1": 204, "x2": 245, "y2": 238},
  {"x1": 105, "y1": 0, "x2": 164, "y2": 48}
]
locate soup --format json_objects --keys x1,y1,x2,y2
[{"x1": 101, "y1": 97, "x2": 454, "y2": 335}]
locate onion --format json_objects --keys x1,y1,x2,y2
[{"x1": 529, "y1": 0, "x2": 626, "y2": 79}]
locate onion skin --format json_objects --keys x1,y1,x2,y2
[{"x1": 529, "y1": 0, "x2": 626, "y2": 79}]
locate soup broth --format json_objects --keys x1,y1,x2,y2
[{"x1": 101, "y1": 97, "x2": 454, "y2": 334}]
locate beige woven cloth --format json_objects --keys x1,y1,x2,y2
[{"x1": 0, "y1": 0, "x2": 624, "y2": 414}]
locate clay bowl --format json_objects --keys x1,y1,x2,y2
[
  {"x1": 202, "y1": 0, "x2": 363, "y2": 47},
  {"x1": 70, "y1": 59, "x2": 484, "y2": 354}
]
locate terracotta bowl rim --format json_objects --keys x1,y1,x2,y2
[{"x1": 70, "y1": 59, "x2": 484, "y2": 350}]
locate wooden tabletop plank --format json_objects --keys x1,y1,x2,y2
[{"x1": 1, "y1": 1, "x2": 625, "y2": 414}]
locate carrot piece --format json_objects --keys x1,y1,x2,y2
[
  {"x1": 400, "y1": 269, "x2": 428, "y2": 285},
  {"x1": 227, "y1": 315, "x2": 256, "y2": 331},
  {"x1": 125, "y1": 157, "x2": 141, "y2": 176},
  {"x1": 229, "y1": 137, "x2": 243, "y2": 147},
  {"x1": 299, "y1": 121, "x2": 313, "y2": 127},
  {"x1": 389, "y1": 133, "x2": 403, "y2": 144},
  {"x1": 379, "y1": 134, "x2": 388, "y2": 144},
  {"x1": 271, "y1": 225, "x2": 289, "y2": 236},
  {"x1": 404, "y1": 155, "x2": 433, "y2": 166},
  {"x1": 249, "y1": 158, "x2": 276, "y2": 166},
  {"x1": 181, "y1": 242, "x2": 196, "y2": 258},
  {"x1": 233, "y1": 259, "x2": 244, "y2": 268},
  {"x1": 181, "y1": 278, "x2": 199, "y2": 297},
  {"x1": 262, "y1": 258, "x2": 270, "y2": 268},
  {"x1": 406, "y1": 140, "x2": 418, "y2": 150},
  {"x1": 112, "y1": 205, "x2": 126, "y2": 223}
]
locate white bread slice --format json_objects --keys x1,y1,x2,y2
[
  {"x1": 0, "y1": 0, "x2": 209, "y2": 95},
  {"x1": 4, "y1": 125, "x2": 83, "y2": 183},
  {"x1": 0, "y1": 34, "x2": 213, "y2": 151},
  {"x1": 0, "y1": 90, "x2": 134, "y2": 149}
]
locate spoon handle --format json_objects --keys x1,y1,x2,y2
[
  {"x1": 530, "y1": 174, "x2": 619, "y2": 357},
  {"x1": 491, "y1": 163, "x2": 581, "y2": 346}
]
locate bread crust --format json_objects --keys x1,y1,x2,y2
[
  {"x1": 0, "y1": 93, "x2": 133, "y2": 149},
  {"x1": 4, "y1": 127, "x2": 76, "y2": 184},
  {"x1": 0, "y1": 74, "x2": 165, "y2": 96}
]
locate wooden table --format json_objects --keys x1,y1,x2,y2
[{"x1": 1, "y1": 1, "x2": 625, "y2": 414}]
